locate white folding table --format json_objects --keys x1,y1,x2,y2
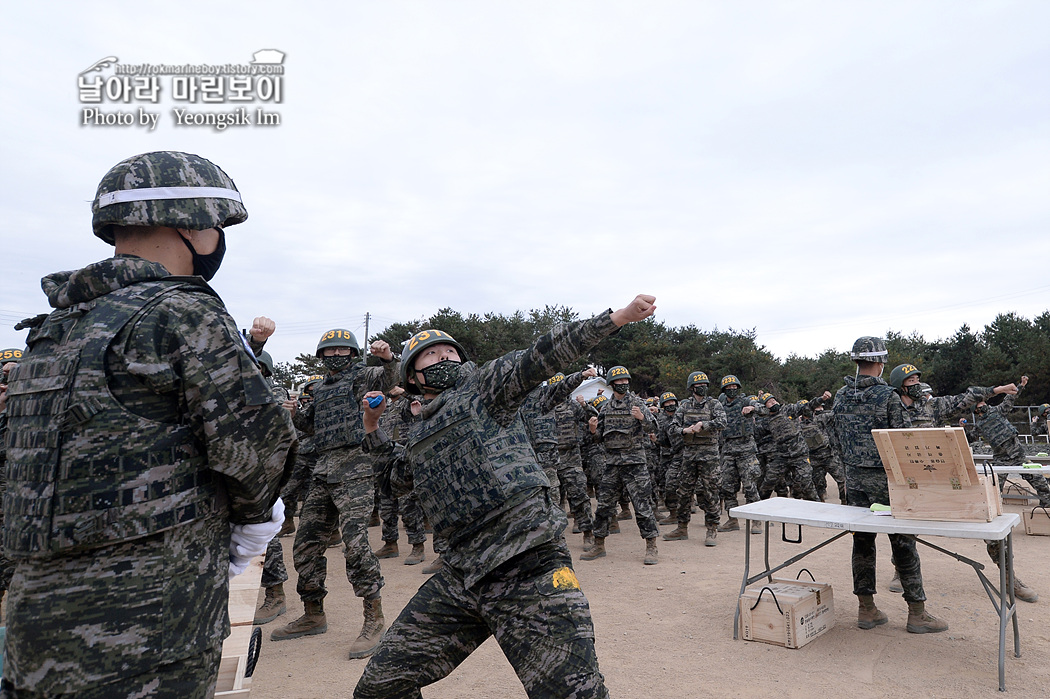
[{"x1": 729, "y1": 498, "x2": 1021, "y2": 692}]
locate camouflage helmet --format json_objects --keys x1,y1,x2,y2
[
  {"x1": 92, "y1": 151, "x2": 247, "y2": 244},
  {"x1": 850, "y1": 336, "x2": 888, "y2": 363},
  {"x1": 660, "y1": 391, "x2": 678, "y2": 406},
  {"x1": 888, "y1": 363, "x2": 921, "y2": 390},
  {"x1": 721, "y1": 375, "x2": 741, "y2": 389},
  {"x1": 0, "y1": 348, "x2": 24, "y2": 364},
  {"x1": 257, "y1": 350, "x2": 275, "y2": 377},
  {"x1": 399, "y1": 329, "x2": 468, "y2": 395},
  {"x1": 687, "y1": 371, "x2": 710, "y2": 389},
  {"x1": 315, "y1": 329, "x2": 361, "y2": 358},
  {"x1": 591, "y1": 395, "x2": 609, "y2": 409},
  {"x1": 607, "y1": 366, "x2": 631, "y2": 383},
  {"x1": 301, "y1": 375, "x2": 324, "y2": 396}
]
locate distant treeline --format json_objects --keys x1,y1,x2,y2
[{"x1": 274, "y1": 306, "x2": 1050, "y2": 412}]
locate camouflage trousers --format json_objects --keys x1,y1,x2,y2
[
  {"x1": 380, "y1": 490, "x2": 427, "y2": 545},
  {"x1": 809, "y1": 446, "x2": 846, "y2": 503},
  {"x1": 537, "y1": 446, "x2": 561, "y2": 506},
  {"x1": 760, "y1": 450, "x2": 818, "y2": 501},
  {"x1": 719, "y1": 438, "x2": 762, "y2": 509},
  {"x1": 676, "y1": 445, "x2": 721, "y2": 527},
  {"x1": 261, "y1": 535, "x2": 288, "y2": 588},
  {"x1": 354, "y1": 540, "x2": 607, "y2": 699},
  {"x1": 0, "y1": 645, "x2": 222, "y2": 699},
  {"x1": 557, "y1": 446, "x2": 594, "y2": 532},
  {"x1": 282, "y1": 451, "x2": 315, "y2": 516},
  {"x1": 292, "y1": 476, "x2": 385, "y2": 602},
  {"x1": 581, "y1": 444, "x2": 605, "y2": 490},
  {"x1": 592, "y1": 461, "x2": 659, "y2": 540},
  {"x1": 846, "y1": 467, "x2": 926, "y2": 603},
  {"x1": 658, "y1": 449, "x2": 681, "y2": 510}
]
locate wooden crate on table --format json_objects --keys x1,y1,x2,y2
[
  {"x1": 738, "y1": 574, "x2": 834, "y2": 649},
  {"x1": 873, "y1": 427, "x2": 1001, "y2": 523},
  {"x1": 216, "y1": 555, "x2": 264, "y2": 698},
  {"x1": 1024, "y1": 507, "x2": 1050, "y2": 536}
]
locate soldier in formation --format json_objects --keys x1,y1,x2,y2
[{"x1": 717, "y1": 376, "x2": 763, "y2": 534}]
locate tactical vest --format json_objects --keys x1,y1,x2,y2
[
  {"x1": 522, "y1": 401, "x2": 558, "y2": 448},
  {"x1": 801, "y1": 420, "x2": 830, "y2": 452},
  {"x1": 4, "y1": 282, "x2": 216, "y2": 559},
  {"x1": 833, "y1": 381, "x2": 896, "y2": 469},
  {"x1": 767, "y1": 413, "x2": 807, "y2": 458},
  {"x1": 554, "y1": 402, "x2": 580, "y2": 449},
  {"x1": 405, "y1": 372, "x2": 548, "y2": 544},
  {"x1": 601, "y1": 399, "x2": 637, "y2": 451},
  {"x1": 721, "y1": 396, "x2": 754, "y2": 439},
  {"x1": 681, "y1": 398, "x2": 718, "y2": 446},
  {"x1": 977, "y1": 411, "x2": 1017, "y2": 451},
  {"x1": 312, "y1": 363, "x2": 368, "y2": 451},
  {"x1": 907, "y1": 403, "x2": 935, "y2": 429}
]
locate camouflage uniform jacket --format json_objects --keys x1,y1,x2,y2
[
  {"x1": 975, "y1": 389, "x2": 1024, "y2": 459},
  {"x1": 833, "y1": 374, "x2": 909, "y2": 471},
  {"x1": 756, "y1": 400, "x2": 818, "y2": 458},
  {"x1": 595, "y1": 391, "x2": 657, "y2": 466},
  {"x1": 669, "y1": 395, "x2": 727, "y2": 452},
  {"x1": 2, "y1": 256, "x2": 296, "y2": 695},
  {"x1": 1034, "y1": 418, "x2": 1048, "y2": 438},
  {"x1": 719, "y1": 393, "x2": 756, "y2": 440},
  {"x1": 519, "y1": 375, "x2": 581, "y2": 457},
  {"x1": 905, "y1": 386, "x2": 995, "y2": 428},
  {"x1": 655, "y1": 410, "x2": 677, "y2": 453},
  {"x1": 365, "y1": 310, "x2": 620, "y2": 589},
  {"x1": 554, "y1": 385, "x2": 596, "y2": 451}
]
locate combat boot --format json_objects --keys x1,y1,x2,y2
[
  {"x1": 348, "y1": 597, "x2": 386, "y2": 659},
  {"x1": 657, "y1": 508, "x2": 678, "y2": 525},
  {"x1": 582, "y1": 531, "x2": 595, "y2": 549},
  {"x1": 617, "y1": 504, "x2": 632, "y2": 520},
  {"x1": 580, "y1": 537, "x2": 606, "y2": 560},
  {"x1": 279, "y1": 517, "x2": 296, "y2": 538},
  {"x1": 718, "y1": 517, "x2": 740, "y2": 532},
  {"x1": 271, "y1": 599, "x2": 327, "y2": 641},
  {"x1": 1012, "y1": 576, "x2": 1039, "y2": 603},
  {"x1": 704, "y1": 526, "x2": 718, "y2": 547},
  {"x1": 857, "y1": 595, "x2": 888, "y2": 630},
  {"x1": 368, "y1": 508, "x2": 381, "y2": 527},
  {"x1": 643, "y1": 538, "x2": 659, "y2": 565},
  {"x1": 750, "y1": 520, "x2": 763, "y2": 535},
  {"x1": 906, "y1": 601, "x2": 948, "y2": 634},
  {"x1": 888, "y1": 571, "x2": 904, "y2": 594},
  {"x1": 253, "y1": 583, "x2": 287, "y2": 625},
  {"x1": 662, "y1": 524, "x2": 688, "y2": 541},
  {"x1": 608, "y1": 518, "x2": 621, "y2": 534},
  {"x1": 422, "y1": 554, "x2": 443, "y2": 575},
  {"x1": 404, "y1": 543, "x2": 425, "y2": 566},
  {"x1": 374, "y1": 540, "x2": 399, "y2": 559}
]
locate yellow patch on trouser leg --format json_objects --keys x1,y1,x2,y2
[{"x1": 551, "y1": 567, "x2": 580, "y2": 590}]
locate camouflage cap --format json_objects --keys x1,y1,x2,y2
[
  {"x1": 850, "y1": 336, "x2": 888, "y2": 363},
  {"x1": 92, "y1": 151, "x2": 247, "y2": 244}
]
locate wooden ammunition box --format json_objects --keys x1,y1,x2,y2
[
  {"x1": 738, "y1": 577, "x2": 834, "y2": 649},
  {"x1": 873, "y1": 427, "x2": 1002, "y2": 522},
  {"x1": 216, "y1": 555, "x2": 264, "y2": 698},
  {"x1": 1024, "y1": 507, "x2": 1050, "y2": 536}
]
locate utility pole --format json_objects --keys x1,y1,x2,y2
[{"x1": 363, "y1": 312, "x2": 370, "y2": 345}]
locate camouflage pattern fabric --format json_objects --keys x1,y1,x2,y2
[
  {"x1": 377, "y1": 395, "x2": 427, "y2": 545},
  {"x1": 802, "y1": 410, "x2": 845, "y2": 502},
  {"x1": 592, "y1": 392, "x2": 660, "y2": 539},
  {"x1": 292, "y1": 453, "x2": 385, "y2": 602},
  {"x1": 833, "y1": 372, "x2": 922, "y2": 602},
  {"x1": 262, "y1": 535, "x2": 289, "y2": 588},
  {"x1": 360, "y1": 311, "x2": 619, "y2": 695},
  {"x1": 354, "y1": 541, "x2": 606, "y2": 699},
  {"x1": 0, "y1": 411, "x2": 12, "y2": 592},
  {"x1": 556, "y1": 446, "x2": 594, "y2": 533},
  {"x1": 718, "y1": 436, "x2": 762, "y2": 511},
  {"x1": 669, "y1": 396, "x2": 726, "y2": 526},
  {"x1": 654, "y1": 409, "x2": 681, "y2": 510},
  {"x1": 974, "y1": 390, "x2": 1050, "y2": 506},
  {"x1": 2, "y1": 255, "x2": 295, "y2": 696},
  {"x1": 906, "y1": 385, "x2": 994, "y2": 428},
  {"x1": 754, "y1": 401, "x2": 818, "y2": 500},
  {"x1": 592, "y1": 462, "x2": 660, "y2": 540}
]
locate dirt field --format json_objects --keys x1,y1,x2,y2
[{"x1": 251, "y1": 496, "x2": 1050, "y2": 699}]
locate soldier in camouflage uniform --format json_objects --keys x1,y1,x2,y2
[
  {"x1": 273, "y1": 329, "x2": 399, "y2": 659},
  {"x1": 374, "y1": 387, "x2": 428, "y2": 565},
  {"x1": 581, "y1": 395, "x2": 609, "y2": 493},
  {"x1": 582, "y1": 366, "x2": 661, "y2": 566},
  {"x1": 717, "y1": 376, "x2": 763, "y2": 534},
  {"x1": 799, "y1": 400, "x2": 846, "y2": 503},
  {"x1": 354, "y1": 295, "x2": 656, "y2": 698},
  {"x1": 756, "y1": 393, "x2": 825, "y2": 502},
  {"x1": 1031, "y1": 404, "x2": 1049, "y2": 440},
  {"x1": 550, "y1": 370, "x2": 600, "y2": 547},
  {"x1": 0, "y1": 347, "x2": 23, "y2": 612},
  {"x1": 655, "y1": 391, "x2": 683, "y2": 524},
  {"x1": 662, "y1": 372, "x2": 726, "y2": 546},
  {"x1": 887, "y1": 363, "x2": 1039, "y2": 601},
  {"x1": 833, "y1": 336, "x2": 947, "y2": 634},
  {"x1": 1, "y1": 152, "x2": 297, "y2": 699}
]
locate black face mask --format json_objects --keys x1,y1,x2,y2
[
  {"x1": 768, "y1": 402, "x2": 781, "y2": 414},
  {"x1": 419, "y1": 360, "x2": 462, "y2": 391},
  {"x1": 975, "y1": 405, "x2": 988, "y2": 416},
  {"x1": 323, "y1": 355, "x2": 354, "y2": 374},
  {"x1": 724, "y1": 387, "x2": 740, "y2": 399},
  {"x1": 692, "y1": 386, "x2": 708, "y2": 398},
  {"x1": 179, "y1": 228, "x2": 226, "y2": 281},
  {"x1": 663, "y1": 405, "x2": 677, "y2": 414}
]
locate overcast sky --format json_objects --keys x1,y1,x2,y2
[{"x1": 2, "y1": 2, "x2": 1048, "y2": 366}]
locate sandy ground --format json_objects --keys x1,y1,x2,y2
[{"x1": 250, "y1": 493, "x2": 1050, "y2": 699}]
